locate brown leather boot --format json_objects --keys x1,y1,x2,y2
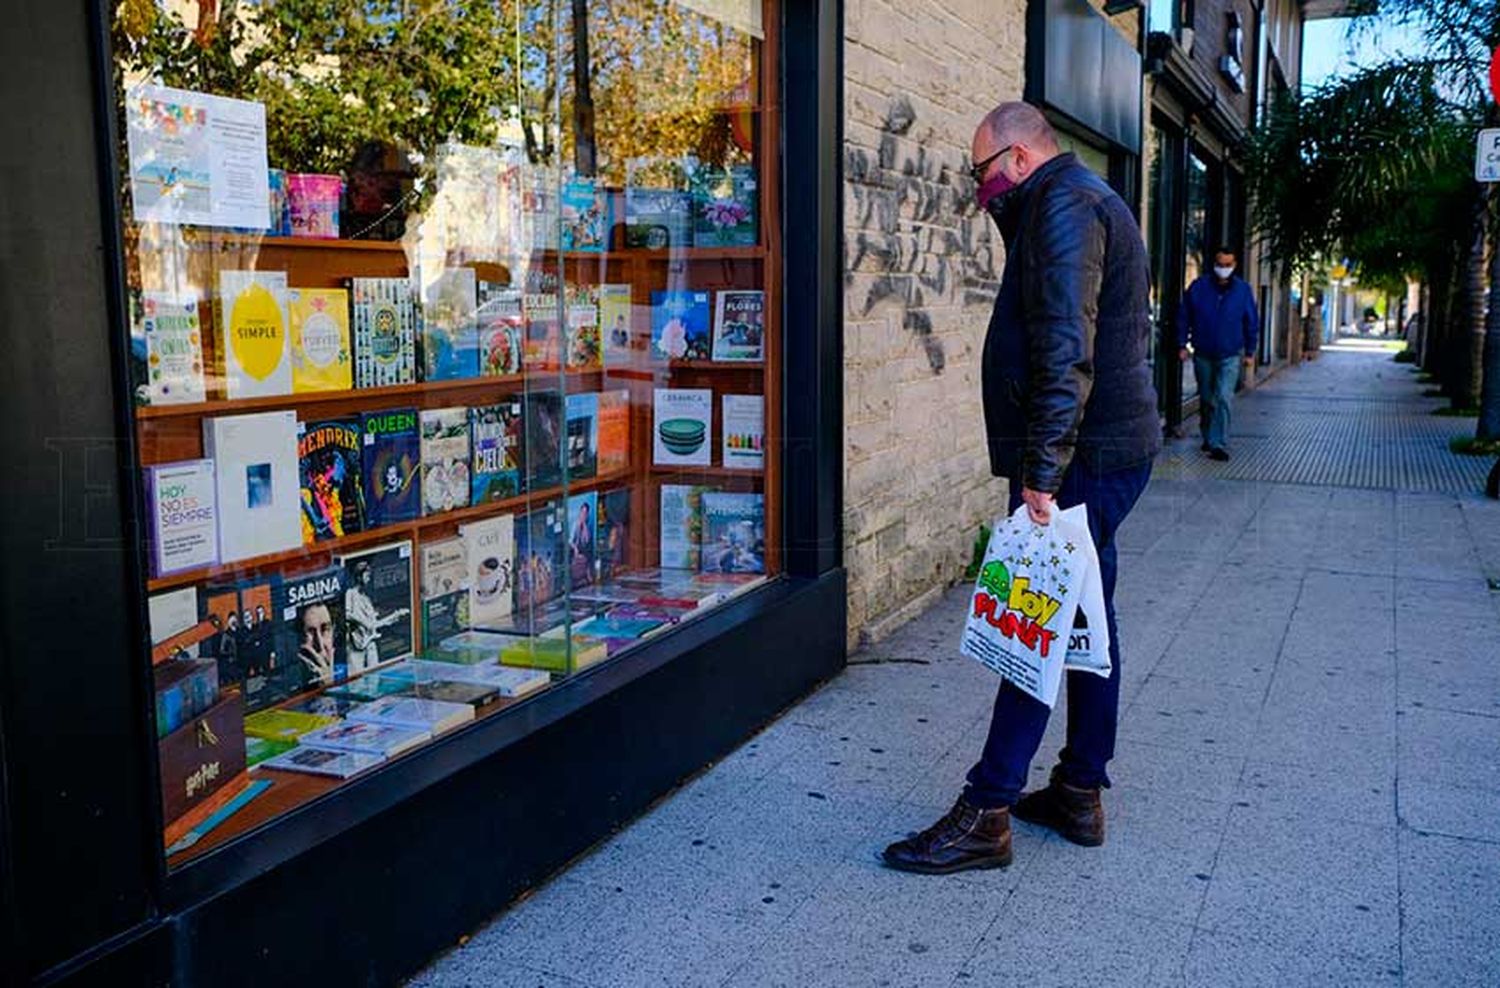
[
  {"x1": 1011, "y1": 767, "x2": 1105, "y2": 846},
  {"x1": 881, "y1": 796, "x2": 1012, "y2": 874}
]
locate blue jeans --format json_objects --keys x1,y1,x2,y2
[
  {"x1": 963, "y1": 460, "x2": 1152, "y2": 808},
  {"x1": 1194, "y1": 354, "x2": 1242, "y2": 451}
]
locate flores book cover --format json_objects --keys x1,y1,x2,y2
[
  {"x1": 337, "y1": 541, "x2": 414, "y2": 674},
  {"x1": 712, "y1": 290, "x2": 765, "y2": 362},
  {"x1": 360, "y1": 407, "x2": 420, "y2": 527},
  {"x1": 299, "y1": 418, "x2": 366, "y2": 543}
]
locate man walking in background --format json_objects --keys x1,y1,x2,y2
[
  {"x1": 882, "y1": 102, "x2": 1159, "y2": 875},
  {"x1": 1178, "y1": 247, "x2": 1259, "y2": 461}
]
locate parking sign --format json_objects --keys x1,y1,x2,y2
[{"x1": 1477, "y1": 129, "x2": 1500, "y2": 182}]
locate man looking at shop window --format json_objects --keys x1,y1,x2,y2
[
  {"x1": 882, "y1": 102, "x2": 1159, "y2": 874},
  {"x1": 1178, "y1": 247, "x2": 1259, "y2": 461}
]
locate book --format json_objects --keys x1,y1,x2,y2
[
  {"x1": 514, "y1": 501, "x2": 566, "y2": 612},
  {"x1": 596, "y1": 390, "x2": 629, "y2": 475},
  {"x1": 202, "y1": 410, "x2": 300, "y2": 564},
  {"x1": 659, "y1": 484, "x2": 718, "y2": 569},
  {"x1": 651, "y1": 290, "x2": 712, "y2": 361},
  {"x1": 408, "y1": 660, "x2": 550, "y2": 699},
  {"x1": 424, "y1": 629, "x2": 514, "y2": 664},
  {"x1": 477, "y1": 282, "x2": 524, "y2": 376},
  {"x1": 566, "y1": 491, "x2": 599, "y2": 588},
  {"x1": 276, "y1": 565, "x2": 349, "y2": 689},
  {"x1": 282, "y1": 693, "x2": 362, "y2": 719},
  {"x1": 565, "y1": 391, "x2": 599, "y2": 481},
  {"x1": 571, "y1": 612, "x2": 665, "y2": 641},
  {"x1": 348, "y1": 695, "x2": 475, "y2": 734},
  {"x1": 623, "y1": 186, "x2": 692, "y2": 249},
  {"x1": 258, "y1": 747, "x2": 383, "y2": 779},
  {"x1": 298, "y1": 720, "x2": 431, "y2": 758},
  {"x1": 498, "y1": 635, "x2": 608, "y2": 674},
  {"x1": 351, "y1": 277, "x2": 418, "y2": 387},
  {"x1": 298, "y1": 418, "x2": 366, "y2": 543},
  {"x1": 472, "y1": 596, "x2": 582, "y2": 638},
  {"x1": 522, "y1": 269, "x2": 561, "y2": 372},
  {"x1": 470, "y1": 401, "x2": 525, "y2": 503},
  {"x1": 420, "y1": 407, "x2": 472, "y2": 515},
  {"x1": 565, "y1": 284, "x2": 603, "y2": 371},
  {"x1": 653, "y1": 388, "x2": 713, "y2": 466},
  {"x1": 691, "y1": 163, "x2": 758, "y2": 247},
  {"x1": 596, "y1": 487, "x2": 631, "y2": 581},
  {"x1": 145, "y1": 459, "x2": 218, "y2": 578},
  {"x1": 560, "y1": 177, "x2": 611, "y2": 251},
  {"x1": 700, "y1": 492, "x2": 766, "y2": 574},
  {"x1": 154, "y1": 657, "x2": 220, "y2": 738},
  {"x1": 599, "y1": 284, "x2": 633, "y2": 366},
  {"x1": 149, "y1": 586, "x2": 201, "y2": 650},
  {"x1": 360, "y1": 408, "x2": 421, "y2": 527},
  {"x1": 722, "y1": 394, "x2": 765, "y2": 471},
  {"x1": 325, "y1": 667, "x2": 419, "y2": 702},
  {"x1": 712, "y1": 290, "x2": 765, "y2": 362},
  {"x1": 337, "y1": 541, "x2": 415, "y2": 674},
  {"x1": 242, "y1": 707, "x2": 338, "y2": 742},
  {"x1": 140, "y1": 292, "x2": 205, "y2": 404},
  {"x1": 421, "y1": 268, "x2": 480, "y2": 380},
  {"x1": 419, "y1": 537, "x2": 469, "y2": 649},
  {"x1": 287, "y1": 288, "x2": 353, "y2": 392},
  {"x1": 408, "y1": 679, "x2": 502, "y2": 710},
  {"x1": 523, "y1": 389, "x2": 565, "y2": 491},
  {"x1": 244, "y1": 736, "x2": 296, "y2": 768},
  {"x1": 217, "y1": 271, "x2": 291, "y2": 399},
  {"x1": 208, "y1": 575, "x2": 304, "y2": 712},
  {"x1": 461, "y1": 514, "x2": 515, "y2": 630},
  {"x1": 523, "y1": 170, "x2": 559, "y2": 251}
]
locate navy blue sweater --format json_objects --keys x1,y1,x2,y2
[{"x1": 1177, "y1": 274, "x2": 1259, "y2": 359}]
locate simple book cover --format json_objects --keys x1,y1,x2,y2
[
  {"x1": 470, "y1": 401, "x2": 525, "y2": 503},
  {"x1": 420, "y1": 407, "x2": 472, "y2": 515},
  {"x1": 565, "y1": 391, "x2": 599, "y2": 481},
  {"x1": 140, "y1": 292, "x2": 206, "y2": 404},
  {"x1": 298, "y1": 418, "x2": 366, "y2": 542},
  {"x1": 288, "y1": 287, "x2": 352, "y2": 392},
  {"x1": 145, "y1": 459, "x2": 218, "y2": 578},
  {"x1": 420, "y1": 536, "x2": 469, "y2": 648},
  {"x1": 421, "y1": 268, "x2": 480, "y2": 381},
  {"x1": 721, "y1": 394, "x2": 765, "y2": 471},
  {"x1": 360, "y1": 407, "x2": 420, "y2": 527},
  {"x1": 650, "y1": 290, "x2": 712, "y2": 361},
  {"x1": 653, "y1": 388, "x2": 712, "y2": 466},
  {"x1": 217, "y1": 271, "x2": 291, "y2": 399},
  {"x1": 700, "y1": 492, "x2": 765, "y2": 574},
  {"x1": 351, "y1": 277, "x2": 417, "y2": 387},
  {"x1": 712, "y1": 290, "x2": 765, "y2": 362},
  {"x1": 337, "y1": 541, "x2": 414, "y2": 674},
  {"x1": 461, "y1": 514, "x2": 515, "y2": 630},
  {"x1": 477, "y1": 282, "x2": 523, "y2": 376},
  {"x1": 203, "y1": 410, "x2": 300, "y2": 563}
]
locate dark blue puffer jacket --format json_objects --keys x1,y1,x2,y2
[{"x1": 981, "y1": 153, "x2": 1161, "y2": 492}]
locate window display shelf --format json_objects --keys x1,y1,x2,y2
[
  {"x1": 146, "y1": 466, "x2": 634, "y2": 592},
  {"x1": 666, "y1": 360, "x2": 764, "y2": 371},
  {"x1": 648, "y1": 465, "x2": 764, "y2": 479}
]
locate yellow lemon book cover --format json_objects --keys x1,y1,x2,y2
[
  {"x1": 217, "y1": 271, "x2": 291, "y2": 399},
  {"x1": 288, "y1": 288, "x2": 352, "y2": 392}
]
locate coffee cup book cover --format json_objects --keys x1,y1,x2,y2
[
  {"x1": 515, "y1": 501, "x2": 566, "y2": 612},
  {"x1": 477, "y1": 282, "x2": 523, "y2": 376},
  {"x1": 700, "y1": 492, "x2": 765, "y2": 575},
  {"x1": 420, "y1": 407, "x2": 472, "y2": 515},
  {"x1": 276, "y1": 565, "x2": 350, "y2": 690},
  {"x1": 721, "y1": 394, "x2": 764, "y2": 471},
  {"x1": 461, "y1": 514, "x2": 515, "y2": 630},
  {"x1": 650, "y1": 290, "x2": 712, "y2": 361},
  {"x1": 351, "y1": 277, "x2": 417, "y2": 387},
  {"x1": 470, "y1": 401, "x2": 525, "y2": 503},
  {"x1": 217, "y1": 270, "x2": 291, "y2": 399},
  {"x1": 288, "y1": 288, "x2": 352, "y2": 392},
  {"x1": 298, "y1": 418, "x2": 366, "y2": 543},
  {"x1": 653, "y1": 388, "x2": 712, "y2": 466},
  {"x1": 336, "y1": 541, "x2": 414, "y2": 674},
  {"x1": 145, "y1": 458, "x2": 218, "y2": 578},
  {"x1": 420, "y1": 536, "x2": 469, "y2": 648},
  {"x1": 360, "y1": 407, "x2": 420, "y2": 527},
  {"x1": 202, "y1": 410, "x2": 300, "y2": 563},
  {"x1": 565, "y1": 391, "x2": 599, "y2": 481},
  {"x1": 523, "y1": 389, "x2": 565, "y2": 491},
  {"x1": 421, "y1": 267, "x2": 480, "y2": 381},
  {"x1": 712, "y1": 290, "x2": 764, "y2": 362},
  {"x1": 140, "y1": 291, "x2": 206, "y2": 404},
  {"x1": 567, "y1": 491, "x2": 598, "y2": 588}
]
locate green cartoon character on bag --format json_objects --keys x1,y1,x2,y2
[{"x1": 977, "y1": 559, "x2": 1011, "y2": 600}]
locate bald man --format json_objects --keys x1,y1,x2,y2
[{"x1": 884, "y1": 102, "x2": 1160, "y2": 874}]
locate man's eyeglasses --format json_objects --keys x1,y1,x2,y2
[{"x1": 969, "y1": 144, "x2": 1013, "y2": 184}]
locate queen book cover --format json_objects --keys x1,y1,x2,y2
[{"x1": 360, "y1": 407, "x2": 420, "y2": 527}]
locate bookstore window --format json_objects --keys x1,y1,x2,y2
[{"x1": 113, "y1": 0, "x2": 778, "y2": 867}]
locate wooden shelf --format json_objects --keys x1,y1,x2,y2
[
  {"x1": 184, "y1": 233, "x2": 407, "y2": 253},
  {"x1": 648, "y1": 465, "x2": 764, "y2": 479},
  {"x1": 146, "y1": 466, "x2": 634, "y2": 592},
  {"x1": 667, "y1": 360, "x2": 764, "y2": 371},
  {"x1": 135, "y1": 371, "x2": 607, "y2": 422}
]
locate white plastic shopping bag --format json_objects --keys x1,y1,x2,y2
[
  {"x1": 1063, "y1": 531, "x2": 1111, "y2": 678},
  {"x1": 959, "y1": 503, "x2": 1093, "y2": 707}
]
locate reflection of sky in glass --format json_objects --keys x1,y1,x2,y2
[{"x1": 1147, "y1": 0, "x2": 1177, "y2": 37}]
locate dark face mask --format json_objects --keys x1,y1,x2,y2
[{"x1": 985, "y1": 186, "x2": 1024, "y2": 246}]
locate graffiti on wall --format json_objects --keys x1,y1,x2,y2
[{"x1": 846, "y1": 96, "x2": 1001, "y2": 374}]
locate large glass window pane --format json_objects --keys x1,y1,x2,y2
[
  {"x1": 1182, "y1": 149, "x2": 1210, "y2": 404},
  {"x1": 112, "y1": 0, "x2": 778, "y2": 869}
]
